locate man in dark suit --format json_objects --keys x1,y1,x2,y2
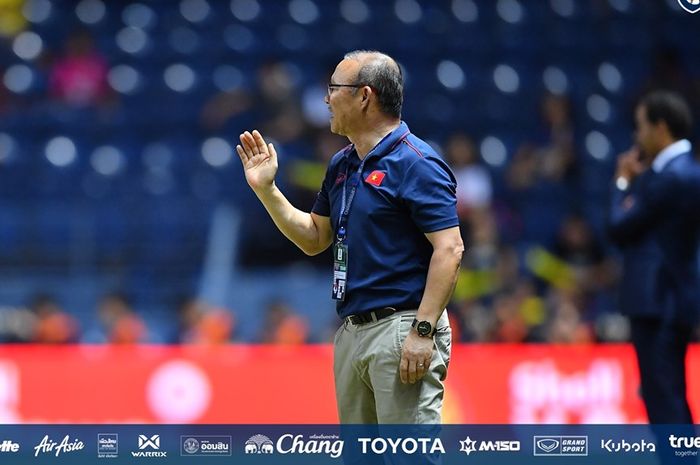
[{"x1": 608, "y1": 90, "x2": 700, "y2": 424}]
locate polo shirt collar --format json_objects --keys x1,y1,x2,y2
[
  {"x1": 652, "y1": 139, "x2": 691, "y2": 173},
  {"x1": 346, "y1": 121, "x2": 411, "y2": 160}
]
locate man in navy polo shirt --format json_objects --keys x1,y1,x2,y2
[{"x1": 236, "y1": 50, "x2": 464, "y2": 424}]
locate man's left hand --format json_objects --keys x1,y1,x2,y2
[{"x1": 399, "y1": 331, "x2": 434, "y2": 384}]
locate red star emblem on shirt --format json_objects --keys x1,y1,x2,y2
[{"x1": 365, "y1": 170, "x2": 385, "y2": 186}]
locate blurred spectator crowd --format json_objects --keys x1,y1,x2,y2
[{"x1": 0, "y1": 0, "x2": 699, "y2": 344}]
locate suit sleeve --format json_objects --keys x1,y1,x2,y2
[{"x1": 608, "y1": 172, "x2": 676, "y2": 245}]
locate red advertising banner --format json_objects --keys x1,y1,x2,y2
[{"x1": 0, "y1": 344, "x2": 697, "y2": 424}]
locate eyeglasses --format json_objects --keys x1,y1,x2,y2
[{"x1": 327, "y1": 83, "x2": 365, "y2": 96}]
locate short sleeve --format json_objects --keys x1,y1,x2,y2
[
  {"x1": 400, "y1": 156, "x2": 459, "y2": 233},
  {"x1": 311, "y1": 163, "x2": 333, "y2": 217}
]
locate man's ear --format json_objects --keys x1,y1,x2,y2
[
  {"x1": 656, "y1": 119, "x2": 672, "y2": 139},
  {"x1": 361, "y1": 86, "x2": 371, "y2": 103}
]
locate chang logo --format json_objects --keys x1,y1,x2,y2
[{"x1": 245, "y1": 435, "x2": 274, "y2": 454}]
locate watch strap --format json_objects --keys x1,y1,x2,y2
[{"x1": 411, "y1": 318, "x2": 436, "y2": 337}]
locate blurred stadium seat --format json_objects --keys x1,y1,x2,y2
[{"x1": 0, "y1": 0, "x2": 697, "y2": 344}]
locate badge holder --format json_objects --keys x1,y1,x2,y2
[{"x1": 332, "y1": 227, "x2": 347, "y2": 301}]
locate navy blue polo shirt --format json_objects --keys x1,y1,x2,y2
[{"x1": 312, "y1": 121, "x2": 459, "y2": 318}]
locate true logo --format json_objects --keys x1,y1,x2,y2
[{"x1": 668, "y1": 435, "x2": 700, "y2": 458}]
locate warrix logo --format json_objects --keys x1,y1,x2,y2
[
  {"x1": 131, "y1": 435, "x2": 166, "y2": 458},
  {"x1": 139, "y1": 435, "x2": 159, "y2": 450}
]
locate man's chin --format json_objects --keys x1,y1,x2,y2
[{"x1": 329, "y1": 121, "x2": 342, "y2": 135}]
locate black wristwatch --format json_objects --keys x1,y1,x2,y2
[{"x1": 411, "y1": 318, "x2": 435, "y2": 337}]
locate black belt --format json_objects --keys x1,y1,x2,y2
[{"x1": 345, "y1": 307, "x2": 412, "y2": 325}]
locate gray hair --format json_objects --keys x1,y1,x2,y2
[{"x1": 344, "y1": 50, "x2": 403, "y2": 119}]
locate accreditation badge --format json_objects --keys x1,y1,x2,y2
[{"x1": 331, "y1": 241, "x2": 347, "y2": 301}]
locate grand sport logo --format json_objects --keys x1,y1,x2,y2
[
  {"x1": 34, "y1": 435, "x2": 84, "y2": 457},
  {"x1": 359, "y1": 438, "x2": 444, "y2": 455},
  {"x1": 669, "y1": 435, "x2": 700, "y2": 458},
  {"x1": 534, "y1": 436, "x2": 588, "y2": 456},
  {"x1": 131, "y1": 434, "x2": 166, "y2": 458},
  {"x1": 601, "y1": 439, "x2": 655, "y2": 453},
  {"x1": 458, "y1": 436, "x2": 520, "y2": 456},
  {"x1": 181, "y1": 436, "x2": 231, "y2": 456}
]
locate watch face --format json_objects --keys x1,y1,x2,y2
[{"x1": 416, "y1": 321, "x2": 432, "y2": 336}]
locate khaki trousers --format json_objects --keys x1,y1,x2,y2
[{"x1": 333, "y1": 310, "x2": 451, "y2": 424}]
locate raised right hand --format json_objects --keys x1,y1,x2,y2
[{"x1": 236, "y1": 130, "x2": 278, "y2": 191}]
